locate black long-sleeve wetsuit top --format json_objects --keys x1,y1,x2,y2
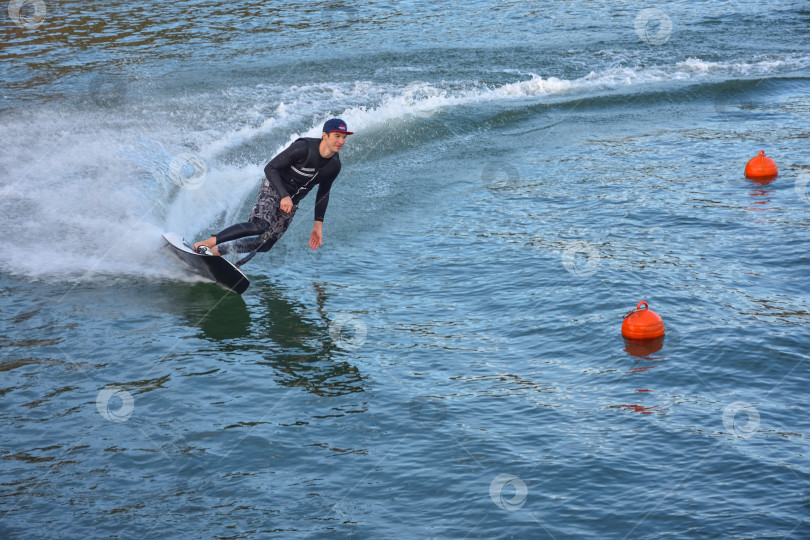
[{"x1": 264, "y1": 138, "x2": 341, "y2": 222}]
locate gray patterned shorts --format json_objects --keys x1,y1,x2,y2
[
  {"x1": 218, "y1": 178, "x2": 299, "y2": 255},
  {"x1": 249, "y1": 177, "x2": 297, "y2": 225},
  {"x1": 249, "y1": 178, "x2": 297, "y2": 252}
]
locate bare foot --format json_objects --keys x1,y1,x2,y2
[{"x1": 193, "y1": 236, "x2": 220, "y2": 256}]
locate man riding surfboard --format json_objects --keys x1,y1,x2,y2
[{"x1": 194, "y1": 118, "x2": 352, "y2": 265}]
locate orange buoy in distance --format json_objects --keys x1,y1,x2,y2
[
  {"x1": 621, "y1": 301, "x2": 665, "y2": 340},
  {"x1": 744, "y1": 150, "x2": 778, "y2": 179}
]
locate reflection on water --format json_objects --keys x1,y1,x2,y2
[
  {"x1": 171, "y1": 279, "x2": 365, "y2": 397},
  {"x1": 614, "y1": 403, "x2": 665, "y2": 415},
  {"x1": 251, "y1": 281, "x2": 365, "y2": 397},
  {"x1": 170, "y1": 282, "x2": 252, "y2": 340},
  {"x1": 622, "y1": 335, "x2": 665, "y2": 358},
  {"x1": 746, "y1": 176, "x2": 776, "y2": 214}
]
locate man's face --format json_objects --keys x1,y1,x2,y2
[{"x1": 323, "y1": 132, "x2": 348, "y2": 153}]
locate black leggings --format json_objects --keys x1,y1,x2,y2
[
  {"x1": 213, "y1": 179, "x2": 298, "y2": 262},
  {"x1": 215, "y1": 217, "x2": 275, "y2": 255}
]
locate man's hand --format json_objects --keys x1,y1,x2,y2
[
  {"x1": 309, "y1": 221, "x2": 323, "y2": 250},
  {"x1": 280, "y1": 196, "x2": 293, "y2": 213}
]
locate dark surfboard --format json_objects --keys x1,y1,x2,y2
[{"x1": 163, "y1": 232, "x2": 250, "y2": 294}]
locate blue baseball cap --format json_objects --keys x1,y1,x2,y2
[{"x1": 323, "y1": 118, "x2": 353, "y2": 135}]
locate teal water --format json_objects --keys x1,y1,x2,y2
[{"x1": 2, "y1": 1, "x2": 810, "y2": 538}]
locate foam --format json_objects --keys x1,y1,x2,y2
[{"x1": 1, "y1": 52, "x2": 807, "y2": 282}]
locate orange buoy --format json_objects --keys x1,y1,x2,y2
[
  {"x1": 744, "y1": 150, "x2": 778, "y2": 179},
  {"x1": 621, "y1": 301, "x2": 665, "y2": 340}
]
